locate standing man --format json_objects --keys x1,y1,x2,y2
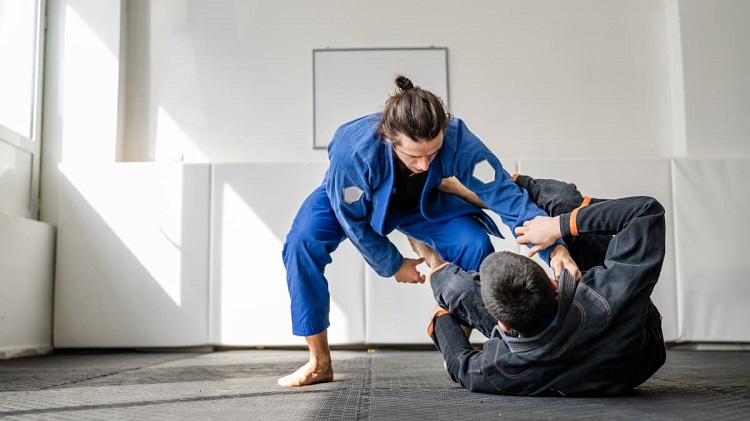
[{"x1": 279, "y1": 77, "x2": 579, "y2": 387}]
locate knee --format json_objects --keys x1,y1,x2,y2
[
  {"x1": 283, "y1": 219, "x2": 344, "y2": 270},
  {"x1": 283, "y1": 227, "x2": 326, "y2": 265},
  {"x1": 430, "y1": 266, "x2": 484, "y2": 315},
  {"x1": 444, "y1": 231, "x2": 494, "y2": 271}
]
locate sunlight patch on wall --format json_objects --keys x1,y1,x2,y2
[
  {"x1": 61, "y1": 5, "x2": 118, "y2": 162},
  {"x1": 60, "y1": 164, "x2": 185, "y2": 306},
  {"x1": 216, "y1": 182, "x2": 349, "y2": 343},
  {"x1": 155, "y1": 106, "x2": 208, "y2": 162}
]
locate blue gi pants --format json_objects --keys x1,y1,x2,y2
[{"x1": 282, "y1": 185, "x2": 494, "y2": 337}]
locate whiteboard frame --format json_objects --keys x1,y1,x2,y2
[{"x1": 312, "y1": 47, "x2": 449, "y2": 149}]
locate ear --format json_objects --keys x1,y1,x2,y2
[
  {"x1": 498, "y1": 320, "x2": 511, "y2": 333},
  {"x1": 549, "y1": 277, "x2": 558, "y2": 293}
]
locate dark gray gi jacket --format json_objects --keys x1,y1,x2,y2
[{"x1": 429, "y1": 176, "x2": 667, "y2": 396}]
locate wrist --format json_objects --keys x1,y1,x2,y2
[{"x1": 550, "y1": 244, "x2": 569, "y2": 259}]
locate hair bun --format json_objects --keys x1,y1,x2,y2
[{"x1": 397, "y1": 76, "x2": 414, "y2": 91}]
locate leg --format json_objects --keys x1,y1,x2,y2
[
  {"x1": 400, "y1": 213, "x2": 494, "y2": 271},
  {"x1": 279, "y1": 185, "x2": 345, "y2": 387},
  {"x1": 514, "y1": 175, "x2": 585, "y2": 217},
  {"x1": 401, "y1": 214, "x2": 495, "y2": 337},
  {"x1": 277, "y1": 331, "x2": 334, "y2": 387},
  {"x1": 410, "y1": 238, "x2": 498, "y2": 338}
]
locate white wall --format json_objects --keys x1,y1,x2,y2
[
  {"x1": 40, "y1": 0, "x2": 122, "y2": 225},
  {"x1": 119, "y1": 0, "x2": 676, "y2": 163},
  {"x1": 679, "y1": 0, "x2": 750, "y2": 158}
]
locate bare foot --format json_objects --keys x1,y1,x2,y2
[
  {"x1": 408, "y1": 238, "x2": 445, "y2": 269},
  {"x1": 277, "y1": 359, "x2": 334, "y2": 387}
]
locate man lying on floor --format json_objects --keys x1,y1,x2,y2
[{"x1": 411, "y1": 175, "x2": 667, "y2": 396}]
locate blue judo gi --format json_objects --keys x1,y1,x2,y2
[{"x1": 282, "y1": 114, "x2": 565, "y2": 337}]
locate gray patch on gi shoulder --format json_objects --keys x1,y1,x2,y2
[
  {"x1": 473, "y1": 159, "x2": 496, "y2": 184},
  {"x1": 343, "y1": 186, "x2": 364, "y2": 204}
]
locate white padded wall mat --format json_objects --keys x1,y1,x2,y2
[
  {"x1": 54, "y1": 163, "x2": 211, "y2": 347},
  {"x1": 672, "y1": 158, "x2": 750, "y2": 342},
  {"x1": 517, "y1": 159, "x2": 677, "y2": 342},
  {"x1": 210, "y1": 163, "x2": 365, "y2": 346},
  {"x1": 0, "y1": 214, "x2": 55, "y2": 358}
]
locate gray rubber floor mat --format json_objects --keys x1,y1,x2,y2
[{"x1": 0, "y1": 349, "x2": 748, "y2": 420}]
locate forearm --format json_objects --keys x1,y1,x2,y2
[
  {"x1": 345, "y1": 230, "x2": 403, "y2": 277},
  {"x1": 438, "y1": 177, "x2": 565, "y2": 263},
  {"x1": 330, "y1": 197, "x2": 403, "y2": 277},
  {"x1": 438, "y1": 177, "x2": 487, "y2": 208}
]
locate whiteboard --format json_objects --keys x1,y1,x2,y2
[{"x1": 313, "y1": 47, "x2": 449, "y2": 149}]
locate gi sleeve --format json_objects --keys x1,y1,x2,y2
[
  {"x1": 326, "y1": 152, "x2": 403, "y2": 278},
  {"x1": 429, "y1": 312, "x2": 483, "y2": 384},
  {"x1": 430, "y1": 313, "x2": 517, "y2": 394},
  {"x1": 450, "y1": 121, "x2": 566, "y2": 264}
]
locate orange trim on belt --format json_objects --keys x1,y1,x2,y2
[
  {"x1": 512, "y1": 173, "x2": 520, "y2": 181},
  {"x1": 570, "y1": 196, "x2": 591, "y2": 237},
  {"x1": 427, "y1": 309, "x2": 451, "y2": 336}
]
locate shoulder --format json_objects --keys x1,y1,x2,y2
[
  {"x1": 445, "y1": 116, "x2": 465, "y2": 139},
  {"x1": 329, "y1": 113, "x2": 384, "y2": 158},
  {"x1": 327, "y1": 114, "x2": 389, "y2": 182},
  {"x1": 444, "y1": 116, "x2": 483, "y2": 147},
  {"x1": 332, "y1": 113, "x2": 382, "y2": 141}
]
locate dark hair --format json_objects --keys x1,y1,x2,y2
[
  {"x1": 479, "y1": 251, "x2": 558, "y2": 337},
  {"x1": 380, "y1": 75, "x2": 451, "y2": 146}
]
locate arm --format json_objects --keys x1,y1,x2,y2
[
  {"x1": 327, "y1": 175, "x2": 425, "y2": 283},
  {"x1": 325, "y1": 139, "x2": 407, "y2": 279},
  {"x1": 429, "y1": 303, "x2": 513, "y2": 394},
  {"x1": 445, "y1": 121, "x2": 568, "y2": 265},
  {"x1": 424, "y1": 264, "x2": 488, "y2": 392},
  {"x1": 518, "y1": 196, "x2": 666, "y2": 304},
  {"x1": 439, "y1": 175, "x2": 580, "y2": 279},
  {"x1": 326, "y1": 179, "x2": 401, "y2": 278},
  {"x1": 429, "y1": 312, "x2": 483, "y2": 385},
  {"x1": 426, "y1": 260, "x2": 536, "y2": 395}
]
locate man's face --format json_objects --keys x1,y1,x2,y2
[{"x1": 391, "y1": 131, "x2": 444, "y2": 175}]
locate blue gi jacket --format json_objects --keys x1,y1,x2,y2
[
  {"x1": 325, "y1": 113, "x2": 563, "y2": 277},
  {"x1": 430, "y1": 195, "x2": 667, "y2": 396}
]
